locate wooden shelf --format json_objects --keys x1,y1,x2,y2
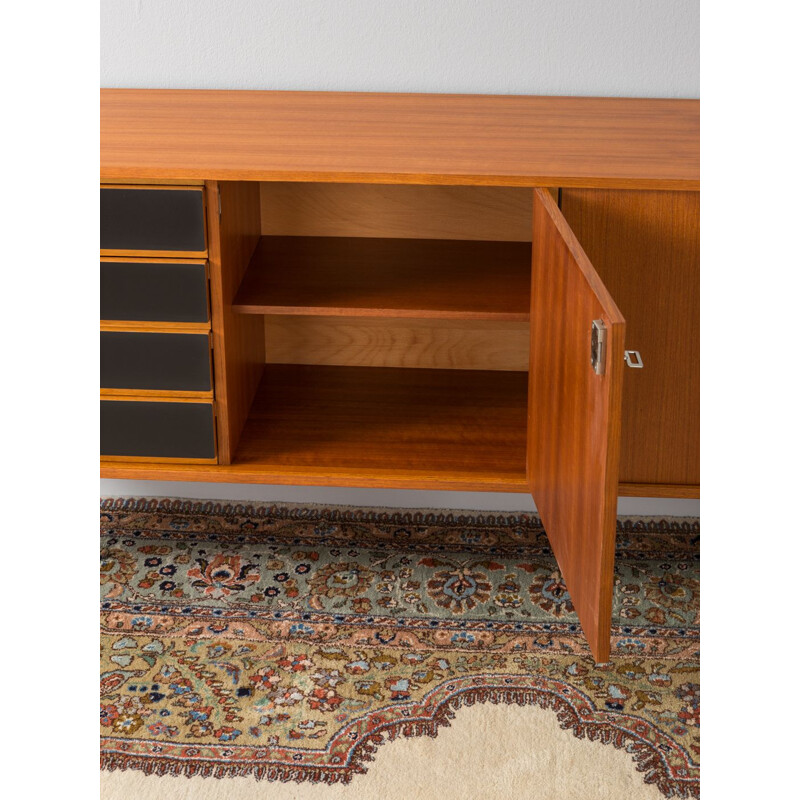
[
  {"x1": 101, "y1": 364, "x2": 529, "y2": 492},
  {"x1": 232, "y1": 236, "x2": 531, "y2": 320}
]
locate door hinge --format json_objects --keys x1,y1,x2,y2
[
  {"x1": 217, "y1": 186, "x2": 222, "y2": 219},
  {"x1": 590, "y1": 319, "x2": 606, "y2": 375}
]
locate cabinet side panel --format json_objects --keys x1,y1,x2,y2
[
  {"x1": 207, "y1": 181, "x2": 265, "y2": 463},
  {"x1": 560, "y1": 190, "x2": 700, "y2": 489}
]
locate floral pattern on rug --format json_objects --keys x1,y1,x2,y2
[{"x1": 100, "y1": 500, "x2": 699, "y2": 797}]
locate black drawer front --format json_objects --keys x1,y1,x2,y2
[
  {"x1": 101, "y1": 261, "x2": 209, "y2": 323},
  {"x1": 100, "y1": 188, "x2": 206, "y2": 252},
  {"x1": 100, "y1": 332, "x2": 212, "y2": 392},
  {"x1": 101, "y1": 400, "x2": 216, "y2": 459}
]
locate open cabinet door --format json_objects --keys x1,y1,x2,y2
[{"x1": 528, "y1": 189, "x2": 625, "y2": 663}]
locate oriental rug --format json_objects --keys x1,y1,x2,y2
[{"x1": 100, "y1": 499, "x2": 699, "y2": 798}]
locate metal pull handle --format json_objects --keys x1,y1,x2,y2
[{"x1": 624, "y1": 350, "x2": 644, "y2": 368}]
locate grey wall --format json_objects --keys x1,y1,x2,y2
[
  {"x1": 101, "y1": 0, "x2": 699, "y2": 98},
  {"x1": 100, "y1": 1, "x2": 699, "y2": 514}
]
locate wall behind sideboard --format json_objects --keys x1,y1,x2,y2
[
  {"x1": 100, "y1": 0, "x2": 699, "y2": 513},
  {"x1": 100, "y1": 0, "x2": 699, "y2": 98}
]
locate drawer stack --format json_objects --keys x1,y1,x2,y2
[{"x1": 100, "y1": 185, "x2": 217, "y2": 463}]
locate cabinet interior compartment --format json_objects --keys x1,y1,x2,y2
[{"x1": 211, "y1": 181, "x2": 535, "y2": 488}]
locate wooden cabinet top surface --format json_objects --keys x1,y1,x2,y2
[{"x1": 100, "y1": 89, "x2": 699, "y2": 189}]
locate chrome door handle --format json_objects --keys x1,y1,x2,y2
[{"x1": 624, "y1": 350, "x2": 643, "y2": 368}]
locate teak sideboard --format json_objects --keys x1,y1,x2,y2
[{"x1": 100, "y1": 89, "x2": 699, "y2": 661}]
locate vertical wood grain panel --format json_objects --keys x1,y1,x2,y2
[
  {"x1": 206, "y1": 181, "x2": 264, "y2": 463},
  {"x1": 528, "y1": 189, "x2": 625, "y2": 663},
  {"x1": 560, "y1": 189, "x2": 699, "y2": 489}
]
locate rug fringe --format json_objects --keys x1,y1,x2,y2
[{"x1": 100, "y1": 496, "x2": 699, "y2": 534}]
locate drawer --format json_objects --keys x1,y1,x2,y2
[
  {"x1": 100, "y1": 186, "x2": 207, "y2": 255},
  {"x1": 101, "y1": 399, "x2": 216, "y2": 461},
  {"x1": 101, "y1": 259, "x2": 209, "y2": 323},
  {"x1": 100, "y1": 331, "x2": 213, "y2": 393}
]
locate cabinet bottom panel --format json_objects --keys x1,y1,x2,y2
[
  {"x1": 99, "y1": 367, "x2": 697, "y2": 497},
  {"x1": 104, "y1": 364, "x2": 526, "y2": 490}
]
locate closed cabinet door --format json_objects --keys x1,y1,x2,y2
[
  {"x1": 528, "y1": 189, "x2": 626, "y2": 663},
  {"x1": 558, "y1": 189, "x2": 700, "y2": 495}
]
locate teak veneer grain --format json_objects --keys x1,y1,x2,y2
[
  {"x1": 527, "y1": 189, "x2": 625, "y2": 663},
  {"x1": 259, "y1": 183, "x2": 534, "y2": 241},
  {"x1": 263, "y1": 316, "x2": 530, "y2": 372},
  {"x1": 100, "y1": 321, "x2": 212, "y2": 333},
  {"x1": 560, "y1": 189, "x2": 700, "y2": 490},
  {"x1": 236, "y1": 365, "x2": 527, "y2": 484},
  {"x1": 101, "y1": 90, "x2": 699, "y2": 189},
  {"x1": 103, "y1": 364, "x2": 529, "y2": 492},
  {"x1": 205, "y1": 181, "x2": 265, "y2": 464},
  {"x1": 233, "y1": 237, "x2": 531, "y2": 320},
  {"x1": 99, "y1": 88, "x2": 700, "y2": 662}
]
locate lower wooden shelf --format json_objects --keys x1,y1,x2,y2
[
  {"x1": 99, "y1": 363, "x2": 699, "y2": 498},
  {"x1": 101, "y1": 364, "x2": 530, "y2": 491}
]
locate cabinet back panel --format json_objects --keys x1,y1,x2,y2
[
  {"x1": 264, "y1": 317, "x2": 529, "y2": 371},
  {"x1": 100, "y1": 260, "x2": 209, "y2": 323},
  {"x1": 260, "y1": 183, "x2": 533, "y2": 241},
  {"x1": 100, "y1": 400, "x2": 216, "y2": 460},
  {"x1": 100, "y1": 332, "x2": 212, "y2": 392}
]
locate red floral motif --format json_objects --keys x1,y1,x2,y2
[
  {"x1": 187, "y1": 555, "x2": 260, "y2": 598},
  {"x1": 645, "y1": 574, "x2": 699, "y2": 621},
  {"x1": 676, "y1": 682, "x2": 700, "y2": 727},
  {"x1": 268, "y1": 687, "x2": 305, "y2": 708},
  {"x1": 528, "y1": 571, "x2": 575, "y2": 617},
  {"x1": 277, "y1": 655, "x2": 314, "y2": 673},
  {"x1": 426, "y1": 569, "x2": 491, "y2": 614},
  {"x1": 307, "y1": 562, "x2": 376, "y2": 599},
  {"x1": 100, "y1": 547, "x2": 137, "y2": 598},
  {"x1": 100, "y1": 704, "x2": 120, "y2": 726},
  {"x1": 250, "y1": 667, "x2": 282, "y2": 690},
  {"x1": 678, "y1": 703, "x2": 700, "y2": 728},
  {"x1": 307, "y1": 687, "x2": 344, "y2": 712}
]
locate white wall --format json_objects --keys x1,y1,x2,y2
[
  {"x1": 100, "y1": 1, "x2": 699, "y2": 514},
  {"x1": 101, "y1": 0, "x2": 699, "y2": 98}
]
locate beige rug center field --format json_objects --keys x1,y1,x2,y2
[{"x1": 101, "y1": 702, "x2": 664, "y2": 799}]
